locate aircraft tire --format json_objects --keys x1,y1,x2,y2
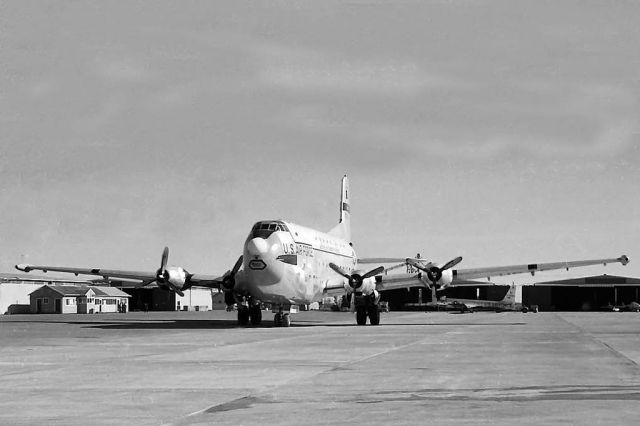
[
  {"x1": 250, "y1": 305, "x2": 262, "y2": 325},
  {"x1": 282, "y1": 314, "x2": 291, "y2": 327},
  {"x1": 273, "y1": 313, "x2": 282, "y2": 327},
  {"x1": 368, "y1": 306, "x2": 380, "y2": 325},
  {"x1": 356, "y1": 307, "x2": 367, "y2": 325},
  {"x1": 238, "y1": 306, "x2": 250, "y2": 326}
]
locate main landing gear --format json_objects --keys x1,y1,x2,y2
[
  {"x1": 237, "y1": 300, "x2": 262, "y2": 326},
  {"x1": 355, "y1": 305, "x2": 380, "y2": 326},
  {"x1": 353, "y1": 292, "x2": 381, "y2": 326}
]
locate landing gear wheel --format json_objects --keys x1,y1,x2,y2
[
  {"x1": 237, "y1": 306, "x2": 250, "y2": 326},
  {"x1": 368, "y1": 306, "x2": 380, "y2": 325},
  {"x1": 249, "y1": 304, "x2": 262, "y2": 325},
  {"x1": 282, "y1": 314, "x2": 291, "y2": 328},
  {"x1": 274, "y1": 313, "x2": 283, "y2": 327},
  {"x1": 356, "y1": 307, "x2": 367, "y2": 325}
]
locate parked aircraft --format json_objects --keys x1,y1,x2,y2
[
  {"x1": 16, "y1": 176, "x2": 629, "y2": 326},
  {"x1": 439, "y1": 284, "x2": 530, "y2": 313},
  {"x1": 601, "y1": 301, "x2": 640, "y2": 312}
]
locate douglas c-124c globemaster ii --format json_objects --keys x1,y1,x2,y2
[{"x1": 16, "y1": 176, "x2": 629, "y2": 327}]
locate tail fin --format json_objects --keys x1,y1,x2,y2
[
  {"x1": 328, "y1": 175, "x2": 351, "y2": 243},
  {"x1": 501, "y1": 284, "x2": 522, "y2": 305}
]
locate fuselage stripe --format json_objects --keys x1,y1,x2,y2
[{"x1": 293, "y1": 242, "x2": 353, "y2": 259}]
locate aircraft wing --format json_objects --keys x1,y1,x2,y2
[
  {"x1": 322, "y1": 273, "x2": 485, "y2": 297},
  {"x1": 453, "y1": 255, "x2": 629, "y2": 281},
  {"x1": 373, "y1": 274, "x2": 492, "y2": 291},
  {"x1": 14, "y1": 264, "x2": 225, "y2": 288}
]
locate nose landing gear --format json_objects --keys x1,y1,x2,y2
[
  {"x1": 273, "y1": 305, "x2": 292, "y2": 327},
  {"x1": 273, "y1": 312, "x2": 291, "y2": 327}
]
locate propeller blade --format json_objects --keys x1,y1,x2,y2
[
  {"x1": 329, "y1": 263, "x2": 351, "y2": 279},
  {"x1": 406, "y1": 258, "x2": 429, "y2": 273},
  {"x1": 361, "y1": 266, "x2": 384, "y2": 279},
  {"x1": 231, "y1": 255, "x2": 243, "y2": 275},
  {"x1": 349, "y1": 292, "x2": 356, "y2": 313},
  {"x1": 441, "y1": 256, "x2": 463, "y2": 271},
  {"x1": 160, "y1": 246, "x2": 169, "y2": 271}
]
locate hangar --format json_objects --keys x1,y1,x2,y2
[
  {"x1": 524, "y1": 275, "x2": 640, "y2": 311},
  {"x1": 111, "y1": 281, "x2": 215, "y2": 312},
  {"x1": 381, "y1": 275, "x2": 640, "y2": 312}
]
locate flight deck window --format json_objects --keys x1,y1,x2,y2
[{"x1": 250, "y1": 222, "x2": 289, "y2": 239}]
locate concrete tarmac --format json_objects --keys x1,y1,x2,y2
[{"x1": 1, "y1": 310, "x2": 640, "y2": 425}]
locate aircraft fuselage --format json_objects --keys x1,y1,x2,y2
[{"x1": 235, "y1": 220, "x2": 356, "y2": 305}]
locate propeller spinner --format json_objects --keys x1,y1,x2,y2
[
  {"x1": 329, "y1": 263, "x2": 384, "y2": 290},
  {"x1": 406, "y1": 256, "x2": 462, "y2": 289},
  {"x1": 147, "y1": 247, "x2": 192, "y2": 297}
]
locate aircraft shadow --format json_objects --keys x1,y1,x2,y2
[
  {"x1": 4, "y1": 319, "x2": 526, "y2": 329},
  {"x1": 86, "y1": 320, "x2": 527, "y2": 330}
]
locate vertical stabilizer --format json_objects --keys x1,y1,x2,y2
[
  {"x1": 501, "y1": 284, "x2": 522, "y2": 305},
  {"x1": 328, "y1": 175, "x2": 351, "y2": 242}
]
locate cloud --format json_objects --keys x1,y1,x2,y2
[
  {"x1": 252, "y1": 40, "x2": 452, "y2": 95},
  {"x1": 261, "y1": 59, "x2": 449, "y2": 95}
]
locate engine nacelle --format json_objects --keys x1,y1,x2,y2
[
  {"x1": 344, "y1": 276, "x2": 377, "y2": 296},
  {"x1": 163, "y1": 266, "x2": 189, "y2": 290},
  {"x1": 436, "y1": 268, "x2": 453, "y2": 288},
  {"x1": 422, "y1": 267, "x2": 454, "y2": 289}
]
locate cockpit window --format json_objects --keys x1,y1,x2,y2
[{"x1": 250, "y1": 221, "x2": 289, "y2": 239}]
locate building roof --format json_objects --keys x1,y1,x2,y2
[
  {"x1": 29, "y1": 285, "x2": 131, "y2": 297},
  {"x1": 533, "y1": 274, "x2": 640, "y2": 287},
  {"x1": 91, "y1": 286, "x2": 131, "y2": 297},
  {"x1": 30, "y1": 285, "x2": 91, "y2": 297}
]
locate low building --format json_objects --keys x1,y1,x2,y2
[
  {"x1": 1, "y1": 273, "x2": 95, "y2": 314},
  {"x1": 29, "y1": 285, "x2": 131, "y2": 314}
]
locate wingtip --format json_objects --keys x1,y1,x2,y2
[{"x1": 15, "y1": 264, "x2": 32, "y2": 273}]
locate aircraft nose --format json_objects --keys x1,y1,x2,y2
[{"x1": 246, "y1": 237, "x2": 269, "y2": 256}]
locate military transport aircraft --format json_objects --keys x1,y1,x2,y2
[{"x1": 16, "y1": 176, "x2": 629, "y2": 327}]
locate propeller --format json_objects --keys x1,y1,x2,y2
[
  {"x1": 144, "y1": 247, "x2": 188, "y2": 297},
  {"x1": 222, "y1": 255, "x2": 243, "y2": 306},
  {"x1": 406, "y1": 256, "x2": 462, "y2": 289},
  {"x1": 329, "y1": 263, "x2": 384, "y2": 290}
]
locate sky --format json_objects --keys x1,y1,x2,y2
[{"x1": 1, "y1": 0, "x2": 638, "y2": 283}]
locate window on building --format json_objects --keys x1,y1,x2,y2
[
  {"x1": 66, "y1": 299, "x2": 70, "y2": 305},
  {"x1": 43, "y1": 298, "x2": 49, "y2": 304}
]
